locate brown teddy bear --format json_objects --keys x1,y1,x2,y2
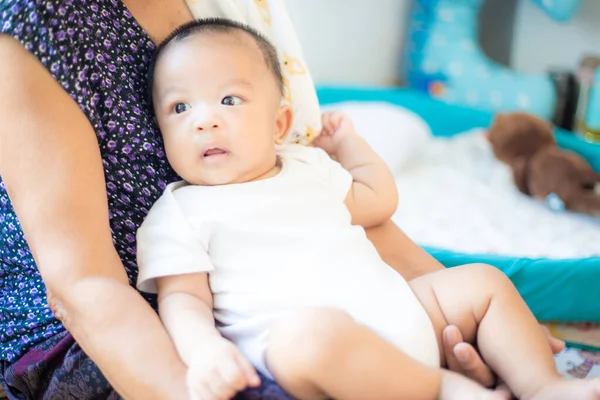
[{"x1": 488, "y1": 113, "x2": 600, "y2": 216}]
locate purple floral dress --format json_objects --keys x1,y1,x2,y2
[{"x1": 0, "y1": 1, "x2": 291, "y2": 398}]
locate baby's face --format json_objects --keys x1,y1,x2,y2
[{"x1": 152, "y1": 31, "x2": 289, "y2": 185}]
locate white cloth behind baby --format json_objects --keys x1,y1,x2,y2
[
  {"x1": 320, "y1": 101, "x2": 433, "y2": 174},
  {"x1": 317, "y1": 102, "x2": 600, "y2": 259},
  {"x1": 185, "y1": 0, "x2": 322, "y2": 144},
  {"x1": 392, "y1": 130, "x2": 600, "y2": 259}
]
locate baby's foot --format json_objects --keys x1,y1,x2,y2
[
  {"x1": 439, "y1": 371, "x2": 510, "y2": 400},
  {"x1": 528, "y1": 378, "x2": 600, "y2": 400}
]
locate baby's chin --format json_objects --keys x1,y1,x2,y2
[
  {"x1": 183, "y1": 169, "x2": 256, "y2": 186},
  {"x1": 183, "y1": 168, "x2": 279, "y2": 186},
  {"x1": 179, "y1": 160, "x2": 281, "y2": 186},
  {"x1": 184, "y1": 175, "x2": 241, "y2": 187}
]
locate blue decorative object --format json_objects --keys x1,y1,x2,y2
[
  {"x1": 583, "y1": 68, "x2": 600, "y2": 137},
  {"x1": 403, "y1": 0, "x2": 582, "y2": 120},
  {"x1": 531, "y1": 0, "x2": 581, "y2": 22},
  {"x1": 545, "y1": 192, "x2": 566, "y2": 212}
]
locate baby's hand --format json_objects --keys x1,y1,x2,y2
[
  {"x1": 313, "y1": 111, "x2": 357, "y2": 156},
  {"x1": 186, "y1": 336, "x2": 260, "y2": 400}
]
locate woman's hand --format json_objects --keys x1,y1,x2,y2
[{"x1": 442, "y1": 324, "x2": 565, "y2": 394}]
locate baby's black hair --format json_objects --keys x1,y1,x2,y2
[{"x1": 146, "y1": 18, "x2": 283, "y2": 113}]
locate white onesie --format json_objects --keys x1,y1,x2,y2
[{"x1": 136, "y1": 144, "x2": 439, "y2": 378}]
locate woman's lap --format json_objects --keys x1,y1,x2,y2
[
  {"x1": 0, "y1": 331, "x2": 291, "y2": 400},
  {"x1": 0, "y1": 330, "x2": 119, "y2": 400}
]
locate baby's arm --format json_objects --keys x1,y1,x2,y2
[
  {"x1": 314, "y1": 111, "x2": 398, "y2": 227},
  {"x1": 136, "y1": 190, "x2": 260, "y2": 398},
  {"x1": 156, "y1": 273, "x2": 219, "y2": 366},
  {"x1": 157, "y1": 273, "x2": 261, "y2": 398}
]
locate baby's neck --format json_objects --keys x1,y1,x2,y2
[{"x1": 246, "y1": 156, "x2": 282, "y2": 183}]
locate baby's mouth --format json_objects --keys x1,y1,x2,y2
[{"x1": 203, "y1": 148, "x2": 228, "y2": 158}]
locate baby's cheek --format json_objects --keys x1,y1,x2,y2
[{"x1": 163, "y1": 139, "x2": 192, "y2": 173}]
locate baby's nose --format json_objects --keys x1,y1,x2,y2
[
  {"x1": 194, "y1": 109, "x2": 220, "y2": 131},
  {"x1": 196, "y1": 122, "x2": 219, "y2": 131}
]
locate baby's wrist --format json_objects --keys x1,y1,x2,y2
[
  {"x1": 182, "y1": 331, "x2": 223, "y2": 363},
  {"x1": 335, "y1": 131, "x2": 365, "y2": 156}
]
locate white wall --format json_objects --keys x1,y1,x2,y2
[
  {"x1": 284, "y1": 0, "x2": 410, "y2": 85},
  {"x1": 512, "y1": 0, "x2": 600, "y2": 73},
  {"x1": 285, "y1": 0, "x2": 600, "y2": 85}
]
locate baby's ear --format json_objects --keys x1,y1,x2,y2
[{"x1": 274, "y1": 105, "x2": 293, "y2": 145}]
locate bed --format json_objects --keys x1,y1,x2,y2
[{"x1": 317, "y1": 85, "x2": 600, "y2": 322}]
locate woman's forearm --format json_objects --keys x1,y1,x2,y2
[
  {"x1": 0, "y1": 35, "x2": 188, "y2": 400},
  {"x1": 365, "y1": 219, "x2": 444, "y2": 281},
  {"x1": 57, "y1": 277, "x2": 189, "y2": 400}
]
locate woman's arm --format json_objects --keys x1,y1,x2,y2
[{"x1": 0, "y1": 36, "x2": 187, "y2": 400}]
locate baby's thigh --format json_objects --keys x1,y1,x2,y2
[
  {"x1": 265, "y1": 308, "x2": 355, "y2": 400},
  {"x1": 409, "y1": 264, "x2": 511, "y2": 364}
]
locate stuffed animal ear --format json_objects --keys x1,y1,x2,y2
[{"x1": 511, "y1": 157, "x2": 531, "y2": 195}]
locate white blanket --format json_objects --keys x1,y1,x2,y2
[{"x1": 333, "y1": 102, "x2": 600, "y2": 259}]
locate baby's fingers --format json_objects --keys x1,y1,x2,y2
[
  {"x1": 321, "y1": 111, "x2": 344, "y2": 135},
  {"x1": 330, "y1": 111, "x2": 346, "y2": 130},
  {"x1": 234, "y1": 351, "x2": 261, "y2": 387},
  {"x1": 217, "y1": 357, "x2": 248, "y2": 395},
  {"x1": 189, "y1": 379, "x2": 220, "y2": 400},
  {"x1": 320, "y1": 112, "x2": 334, "y2": 135}
]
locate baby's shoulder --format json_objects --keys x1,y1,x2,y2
[
  {"x1": 277, "y1": 144, "x2": 331, "y2": 168},
  {"x1": 143, "y1": 181, "x2": 185, "y2": 218},
  {"x1": 168, "y1": 182, "x2": 218, "y2": 215}
]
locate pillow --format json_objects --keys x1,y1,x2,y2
[
  {"x1": 320, "y1": 101, "x2": 432, "y2": 174},
  {"x1": 185, "y1": 0, "x2": 322, "y2": 144}
]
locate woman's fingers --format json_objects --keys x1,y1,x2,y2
[
  {"x1": 442, "y1": 325, "x2": 496, "y2": 388},
  {"x1": 453, "y1": 342, "x2": 497, "y2": 388},
  {"x1": 442, "y1": 325, "x2": 466, "y2": 374},
  {"x1": 540, "y1": 325, "x2": 565, "y2": 354}
]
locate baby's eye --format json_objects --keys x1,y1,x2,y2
[
  {"x1": 222, "y1": 96, "x2": 243, "y2": 106},
  {"x1": 173, "y1": 102, "x2": 191, "y2": 114}
]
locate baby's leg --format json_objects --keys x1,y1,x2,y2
[
  {"x1": 264, "y1": 308, "x2": 499, "y2": 400},
  {"x1": 410, "y1": 264, "x2": 600, "y2": 400}
]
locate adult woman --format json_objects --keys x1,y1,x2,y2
[{"x1": 0, "y1": 1, "x2": 562, "y2": 398}]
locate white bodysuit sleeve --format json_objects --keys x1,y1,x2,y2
[
  {"x1": 312, "y1": 146, "x2": 353, "y2": 202},
  {"x1": 285, "y1": 144, "x2": 354, "y2": 202},
  {"x1": 136, "y1": 182, "x2": 213, "y2": 294}
]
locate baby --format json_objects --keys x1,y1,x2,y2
[{"x1": 137, "y1": 18, "x2": 600, "y2": 400}]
